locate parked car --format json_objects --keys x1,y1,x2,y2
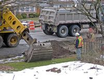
[{"x1": 21, "y1": 21, "x2": 29, "y2": 28}]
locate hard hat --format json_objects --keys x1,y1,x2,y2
[{"x1": 75, "y1": 33, "x2": 80, "y2": 36}]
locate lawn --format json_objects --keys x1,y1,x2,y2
[
  {"x1": 0, "y1": 55, "x2": 76, "y2": 71},
  {"x1": 20, "y1": 18, "x2": 39, "y2": 22}
]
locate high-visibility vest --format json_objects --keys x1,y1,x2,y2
[{"x1": 78, "y1": 36, "x2": 83, "y2": 47}]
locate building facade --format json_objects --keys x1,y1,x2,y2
[
  {"x1": 14, "y1": 0, "x2": 76, "y2": 17},
  {"x1": 14, "y1": 0, "x2": 50, "y2": 17}
]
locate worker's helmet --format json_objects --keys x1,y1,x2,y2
[{"x1": 75, "y1": 33, "x2": 80, "y2": 36}]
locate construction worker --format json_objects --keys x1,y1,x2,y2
[
  {"x1": 87, "y1": 27, "x2": 95, "y2": 40},
  {"x1": 87, "y1": 27, "x2": 95, "y2": 52},
  {"x1": 75, "y1": 33, "x2": 83, "y2": 60}
]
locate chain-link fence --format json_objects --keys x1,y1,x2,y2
[{"x1": 82, "y1": 37, "x2": 104, "y2": 65}]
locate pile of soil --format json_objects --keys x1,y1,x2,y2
[{"x1": 51, "y1": 40, "x2": 75, "y2": 58}]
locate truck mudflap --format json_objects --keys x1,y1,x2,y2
[{"x1": 23, "y1": 42, "x2": 53, "y2": 62}]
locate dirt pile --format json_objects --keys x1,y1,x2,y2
[{"x1": 51, "y1": 40, "x2": 75, "y2": 58}]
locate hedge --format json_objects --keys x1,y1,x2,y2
[
  {"x1": 29, "y1": 13, "x2": 40, "y2": 18},
  {"x1": 16, "y1": 14, "x2": 23, "y2": 19},
  {"x1": 21, "y1": 13, "x2": 27, "y2": 19}
]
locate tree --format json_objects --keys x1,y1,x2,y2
[
  {"x1": 0, "y1": 0, "x2": 42, "y2": 11},
  {"x1": 74, "y1": 0, "x2": 104, "y2": 37},
  {"x1": 0, "y1": 0, "x2": 40, "y2": 19}
]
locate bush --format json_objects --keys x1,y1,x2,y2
[
  {"x1": 29, "y1": 13, "x2": 40, "y2": 18},
  {"x1": 21, "y1": 13, "x2": 27, "y2": 19},
  {"x1": 16, "y1": 14, "x2": 23, "y2": 19},
  {"x1": 35, "y1": 13, "x2": 40, "y2": 17},
  {"x1": 29, "y1": 13, "x2": 35, "y2": 18}
]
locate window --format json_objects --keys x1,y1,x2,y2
[
  {"x1": 25, "y1": 6, "x2": 29, "y2": 11},
  {"x1": 20, "y1": 7, "x2": 24, "y2": 12},
  {"x1": 30, "y1": 6, "x2": 35, "y2": 12}
]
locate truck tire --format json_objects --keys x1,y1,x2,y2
[
  {"x1": 4, "y1": 33, "x2": 20, "y2": 47},
  {"x1": 0, "y1": 36, "x2": 3, "y2": 48},
  {"x1": 43, "y1": 30, "x2": 54, "y2": 35},
  {"x1": 69, "y1": 25, "x2": 80, "y2": 36},
  {"x1": 43, "y1": 24, "x2": 54, "y2": 35},
  {"x1": 56, "y1": 25, "x2": 68, "y2": 37}
]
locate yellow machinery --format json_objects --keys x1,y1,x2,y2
[
  {"x1": 0, "y1": 8, "x2": 37, "y2": 48},
  {"x1": 0, "y1": 8, "x2": 53, "y2": 62},
  {"x1": 0, "y1": 14, "x2": 21, "y2": 47}
]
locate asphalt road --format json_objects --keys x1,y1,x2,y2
[{"x1": 0, "y1": 27, "x2": 102, "y2": 59}]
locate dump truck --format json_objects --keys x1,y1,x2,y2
[
  {"x1": 39, "y1": 4, "x2": 97, "y2": 38},
  {"x1": 0, "y1": 8, "x2": 53, "y2": 62}
]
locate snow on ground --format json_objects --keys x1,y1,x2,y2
[{"x1": 0, "y1": 61, "x2": 104, "y2": 80}]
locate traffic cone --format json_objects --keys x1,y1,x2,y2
[{"x1": 29, "y1": 21, "x2": 35, "y2": 31}]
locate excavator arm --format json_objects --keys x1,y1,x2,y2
[
  {"x1": 1, "y1": 8, "x2": 53, "y2": 62},
  {"x1": 2, "y1": 9, "x2": 37, "y2": 45}
]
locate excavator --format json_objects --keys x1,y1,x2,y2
[{"x1": 0, "y1": 7, "x2": 53, "y2": 62}]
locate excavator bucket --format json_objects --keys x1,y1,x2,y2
[
  {"x1": 23, "y1": 42, "x2": 53, "y2": 62},
  {"x1": 21, "y1": 31, "x2": 53, "y2": 62}
]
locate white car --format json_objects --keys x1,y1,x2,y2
[{"x1": 21, "y1": 21, "x2": 29, "y2": 28}]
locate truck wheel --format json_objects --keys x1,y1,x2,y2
[
  {"x1": 56, "y1": 25, "x2": 68, "y2": 37},
  {"x1": 43, "y1": 30, "x2": 54, "y2": 35},
  {"x1": 69, "y1": 25, "x2": 80, "y2": 36},
  {"x1": 4, "y1": 33, "x2": 20, "y2": 47},
  {"x1": 43, "y1": 24, "x2": 53, "y2": 35},
  {"x1": 0, "y1": 36, "x2": 3, "y2": 48}
]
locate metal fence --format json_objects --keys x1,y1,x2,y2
[
  {"x1": 82, "y1": 37, "x2": 104, "y2": 64},
  {"x1": 82, "y1": 37, "x2": 103, "y2": 54}
]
